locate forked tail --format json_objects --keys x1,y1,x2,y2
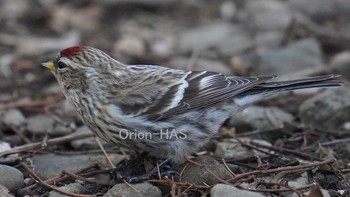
[{"x1": 252, "y1": 75, "x2": 343, "y2": 93}]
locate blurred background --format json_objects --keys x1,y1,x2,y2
[
  {"x1": 0, "y1": 0, "x2": 350, "y2": 195},
  {"x1": 1, "y1": 0, "x2": 349, "y2": 97}
]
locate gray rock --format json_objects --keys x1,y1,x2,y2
[
  {"x1": 330, "y1": 51, "x2": 350, "y2": 80},
  {"x1": 177, "y1": 22, "x2": 237, "y2": 53},
  {"x1": 215, "y1": 138, "x2": 272, "y2": 160},
  {"x1": 113, "y1": 36, "x2": 146, "y2": 58},
  {"x1": 243, "y1": 0, "x2": 292, "y2": 31},
  {"x1": 228, "y1": 106, "x2": 294, "y2": 132},
  {"x1": 288, "y1": 0, "x2": 350, "y2": 21},
  {"x1": 49, "y1": 183, "x2": 84, "y2": 197},
  {"x1": 304, "y1": 189, "x2": 330, "y2": 197},
  {"x1": 211, "y1": 184, "x2": 265, "y2": 197},
  {"x1": 26, "y1": 114, "x2": 55, "y2": 135},
  {"x1": 0, "y1": 185, "x2": 14, "y2": 197},
  {"x1": 70, "y1": 126, "x2": 108, "y2": 149},
  {"x1": 52, "y1": 124, "x2": 74, "y2": 137},
  {"x1": 299, "y1": 87, "x2": 350, "y2": 131},
  {"x1": 257, "y1": 38, "x2": 325, "y2": 75},
  {"x1": 220, "y1": 1, "x2": 237, "y2": 21},
  {"x1": 282, "y1": 176, "x2": 308, "y2": 197},
  {"x1": 0, "y1": 165, "x2": 24, "y2": 193},
  {"x1": 103, "y1": 183, "x2": 161, "y2": 197},
  {"x1": 217, "y1": 27, "x2": 252, "y2": 56},
  {"x1": 177, "y1": 155, "x2": 232, "y2": 185},
  {"x1": 0, "y1": 142, "x2": 11, "y2": 153},
  {"x1": 169, "y1": 57, "x2": 232, "y2": 75},
  {"x1": 61, "y1": 100, "x2": 76, "y2": 115},
  {"x1": 3, "y1": 109, "x2": 26, "y2": 127},
  {"x1": 93, "y1": 0, "x2": 178, "y2": 6},
  {"x1": 32, "y1": 153, "x2": 126, "y2": 179},
  {"x1": 255, "y1": 31, "x2": 284, "y2": 49}
]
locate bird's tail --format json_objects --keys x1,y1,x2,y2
[{"x1": 251, "y1": 75, "x2": 343, "y2": 93}]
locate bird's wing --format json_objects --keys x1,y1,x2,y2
[
  {"x1": 114, "y1": 65, "x2": 275, "y2": 120},
  {"x1": 153, "y1": 71, "x2": 275, "y2": 119}
]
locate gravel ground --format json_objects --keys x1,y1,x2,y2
[{"x1": 0, "y1": 0, "x2": 350, "y2": 196}]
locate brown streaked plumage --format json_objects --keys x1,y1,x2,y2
[{"x1": 42, "y1": 46, "x2": 343, "y2": 164}]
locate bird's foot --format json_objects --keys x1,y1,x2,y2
[{"x1": 126, "y1": 157, "x2": 178, "y2": 183}]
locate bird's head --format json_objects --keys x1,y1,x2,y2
[{"x1": 41, "y1": 46, "x2": 123, "y2": 92}]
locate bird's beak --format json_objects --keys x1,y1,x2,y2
[{"x1": 41, "y1": 61, "x2": 56, "y2": 72}]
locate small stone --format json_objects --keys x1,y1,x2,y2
[
  {"x1": 32, "y1": 153, "x2": 126, "y2": 179},
  {"x1": 0, "y1": 185, "x2": 14, "y2": 197},
  {"x1": 150, "y1": 37, "x2": 174, "y2": 57},
  {"x1": 113, "y1": 36, "x2": 146, "y2": 58},
  {"x1": 211, "y1": 184, "x2": 265, "y2": 197},
  {"x1": 49, "y1": 183, "x2": 84, "y2": 197},
  {"x1": 61, "y1": 100, "x2": 76, "y2": 115},
  {"x1": 220, "y1": 1, "x2": 236, "y2": 21},
  {"x1": 0, "y1": 165, "x2": 24, "y2": 193},
  {"x1": 255, "y1": 31, "x2": 284, "y2": 49},
  {"x1": 217, "y1": 26, "x2": 252, "y2": 56},
  {"x1": 299, "y1": 87, "x2": 350, "y2": 131},
  {"x1": 330, "y1": 51, "x2": 350, "y2": 80},
  {"x1": 52, "y1": 124, "x2": 73, "y2": 137},
  {"x1": 282, "y1": 176, "x2": 309, "y2": 197},
  {"x1": 103, "y1": 183, "x2": 161, "y2": 197},
  {"x1": 71, "y1": 126, "x2": 106, "y2": 149},
  {"x1": 177, "y1": 22, "x2": 235, "y2": 53},
  {"x1": 215, "y1": 138, "x2": 272, "y2": 160},
  {"x1": 288, "y1": 0, "x2": 350, "y2": 21},
  {"x1": 26, "y1": 114, "x2": 55, "y2": 135},
  {"x1": 228, "y1": 106, "x2": 294, "y2": 132},
  {"x1": 3, "y1": 109, "x2": 26, "y2": 127},
  {"x1": 243, "y1": 0, "x2": 292, "y2": 31},
  {"x1": 0, "y1": 142, "x2": 11, "y2": 153},
  {"x1": 259, "y1": 38, "x2": 324, "y2": 75},
  {"x1": 177, "y1": 155, "x2": 232, "y2": 185}
]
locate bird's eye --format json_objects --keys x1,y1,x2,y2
[{"x1": 57, "y1": 62, "x2": 67, "y2": 70}]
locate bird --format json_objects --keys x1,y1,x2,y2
[{"x1": 41, "y1": 45, "x2": 342, "y2": 165}]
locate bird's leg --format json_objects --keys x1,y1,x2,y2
[
  {"x1": 113, "y1": 152, "x2": 149, "y2": 179},
  {"x1": 126, "y1": 157, "x2": 179, "y2": 183}
]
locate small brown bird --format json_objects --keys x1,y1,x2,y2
[{"x1": 42, "y1": 46, "x2": 342, "y2": 164}]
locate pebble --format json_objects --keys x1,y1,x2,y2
[
  {"x1": 228, "y1": 105, "x2": 294, "y2": 132},
  {"x1": 51, "y1": 124, "x2": 74, "y2": 137},
  {"x1": 0, "y1": 141, "x2": 11, "y2": 153},
  {"x1": 0, "y1": 164, "x2": 24, "y2": 193},
  {"x1": 255, "y1": 31, "x2": 284, "y2": 49},
  {"x1": 215, "y1": 138, "x2": 272, "y2": 160},
  {"x1": 177, "y1": 155, "x2": 232, "y2": 185},
  {"x1": 220, "y1": 1, "x2": 236, "y2": 21},
  {"x1": 0, "y1": 185, "x2": 14, "y2": 197},
  {"x1": 113, "y1": 36, "x2": 146, "y2": 58},
  {"x1": 211, "y1": 184, "x2": 265, "y2": 197},
  {"x1": 103, "y1": 183, "x2": 161, "y2": 197},
  {"x1": 32, "y1": 153, "x2": 126, "y2": 179},
  {"x1": 48, "y1": 183, "x2": 84, "y2": 197},
  {"x1": 330, "y1": 51, "x2": 350, "y2": 80},
  {"x1": 299, "y1": 87, "x2": 350, "y2": 131},
  {"x1": 177, "y1": 22, "x2": 235, "y2": 53},
  {"x1": 217, "y1": 26, "x2": 252, "y2": 56},
  {"x1": 3, "y1": 109, "x2": 26, "y2": 127},
  {"x1": 26, "y1": 114, "x2": 55, "y2": 135},
  {"x1": 243, "y1": 0, "x2": 292, "y2": 31},
  {"x1": 70, "y1": 126, "x2": 107, "y2": 150},
  {"x1": 288, "y1": 0, "x2": 350, "y2": 21},
  {"x1": 257, "y1": 38, "x2": 325, "y2": 75}
]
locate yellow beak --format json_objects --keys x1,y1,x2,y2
[{"x1": 41, "y1": 61, "x2": 56, "y2": 72}]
